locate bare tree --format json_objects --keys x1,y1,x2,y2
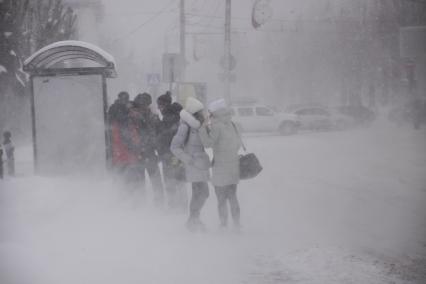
[
  {"x1": 0, "y1": 0, "x2": 76, "y2": 94},
  {"x1": 0, "y1": 0, "x2": 77, "y2": 139}
]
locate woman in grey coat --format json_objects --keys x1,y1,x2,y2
[
  {"x1": 170, "y1": 97, "x2": 211, "y2": 231},
  {"x1": 199, "y1": 98, "x2": 242, "y2": 229}
]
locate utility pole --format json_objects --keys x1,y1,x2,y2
[
  {"x1": 224, "y1": 0, "x2": 232, "y2": 103},
  {"x1": 180, "y1": 0, "x2": 186, "y2": 81}
]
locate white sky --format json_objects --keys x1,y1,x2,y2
[
  {"x1": 97, "y1": 1, "x2": 329, "y2": 98},
  {"x1": 93, "y1": 0, "x2": 346, "y2": 103},
  {"x1": 99, "y1": 0, "x2": 323, "y2": 60}
]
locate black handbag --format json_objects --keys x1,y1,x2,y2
[
  {"x1": 239, "y1": 152, "x2": 263, "y2": 179},
  {"x1": 232, "y1": 123, "x2": 263, "y2": 180}
]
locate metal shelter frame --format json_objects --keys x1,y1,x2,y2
[{"x1": 23, "y1": 40, "x2": 117, "y2": 171}]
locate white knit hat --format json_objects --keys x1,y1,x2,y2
[
  {"x1": 185, "y1": 97, "x2": 204, "y2": 114},
  {"x1": 208, "y1": 98, "x2": 227, "y2": 113}
]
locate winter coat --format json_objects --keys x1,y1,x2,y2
[
  {"x1": 170, "y1": 110, "x2": 210, "y2": 182},
  {"x1": 108, "y1": 101, "x2": 139, "y2": 166},
  {"x1": 0, "y1": 147, "x2": 3, "y2": 179},
  {"x1": 199, "y1": 108, "x2": 241, "y2": 187},
  {"x1": 3, "y1": 139, "x2": 14, "y2": 160},
  {"x1": 108, "y1": 100, "x2": 129, "y2": 126},
  {"x1": 129, "y1": 105, "x2": 161, "y2": 162},
  {"x1": 157, "y1": 104, "x2": 181, "y2": 160}
]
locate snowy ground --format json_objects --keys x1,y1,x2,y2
[{"x1": 1, "y1": 118, "x2": 426, "y2": 284}]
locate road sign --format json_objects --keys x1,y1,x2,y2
[
  {"x1": 146, "y1": 73, "x2": 161, "y2": 86},
  {"x1": 162, "y1": 53, "x2": 183, "y2": 83}
]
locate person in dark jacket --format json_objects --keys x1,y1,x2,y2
[
  {"x1": 109, "y1": 91, "x2": 130, "y2": 127},
  {"x1": 130, "y1": 92, "x2": 164, "y2": 206},
  {"x1": 3, "y1": 131, "x2": 15, "y2": 176},
  {"x1": 157, "y1": 92, "x2": 187, "y2": 211},
  {"x1": 156, "y1": 92, "x2": 176, "y2": 156},
  {"x1": 0, "y1": 144, "x2": 3, "y2": 179},
  {"x1": 108, "y1": 91, "x2": 136, "y2": 169},
  {"x1": 108, "y1": 91, "x2": 145, "y2": 195}
]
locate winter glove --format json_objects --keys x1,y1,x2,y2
[{"x1": 171, "y1": 156, "x2": 181, "y2": 166}]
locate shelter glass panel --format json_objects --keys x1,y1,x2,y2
[{"x1": 33, "y1": 75, "x2": 106, "y2": 174}]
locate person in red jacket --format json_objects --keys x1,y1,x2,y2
[
  {"x1": 108, "y1": 91, "x2": 139, "y2": 172},
  {"x1": 127, "y1": 93, "x2": 165, "y2": 206}
]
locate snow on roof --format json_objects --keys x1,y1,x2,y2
[{"x1": 24, "y1": 40, "x2": 115, "y2": 67}]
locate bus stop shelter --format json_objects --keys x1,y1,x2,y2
[{"x1": 23, "y1": 40, "x2": 117, "y2": 175}]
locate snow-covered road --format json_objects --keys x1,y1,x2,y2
[{"x1": 1, "y1": 121, "x2": 426, "y2": 284}]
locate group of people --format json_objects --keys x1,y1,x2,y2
[
  {"x1": 108, "y1": 91, "x2": 183, "y2": 209},
  {"x1": 108, "y1": 91, "x2": 243, "y2": 232}
]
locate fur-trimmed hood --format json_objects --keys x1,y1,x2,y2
[
  {"x1": 211, "y1": 108, "x2": 233, "y2": 124},
  {"x1": 180, "y1": 109, "x2": 201, "y2": 129},
  {"x1": 185, "y1": 97, "x2": 204, "y2": 114}
]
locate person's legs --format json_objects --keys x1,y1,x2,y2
[
  {"x1": 146, "y1": 158, "x2": 165, "y2": 206},
  {"x1": 175, "y1": 181, "x2": 188, "y2": 212},
  {"x1": 162, "y1": 160, "x2": 178, "y2": 209},
  {"x1": 215, "y1": 186, "x2": 229, "y2": 227},
  {"x1": 7, "y1": 158, "x2": 14, "y2": 176},
  {"x1": 124, "y1": 163, "x2": 144, "y2": 192},
  {"x1": 189, "y1": 182, "x2": 209, "y2": 219},
  {"x1": 227, "y1": 184, "x2": 240, "y2": 227},
  {"x1": 122, "y1": 163, "x2": 146, "y2": 207}
]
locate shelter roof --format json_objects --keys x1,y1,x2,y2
[{"x1": 24, "y1": 40, "x2": 116, "y2": 78}]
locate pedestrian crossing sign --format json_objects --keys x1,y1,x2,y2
[{"x1": 147, "y1": 73, "x2": 161, "y2": 86}]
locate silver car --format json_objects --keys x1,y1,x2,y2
[
  {"x1": 285, "y1": 105, "x2": 355, "y2": 131},
  {"x1": 231, "y1": 104, "x2": 300, "y2": 135}
]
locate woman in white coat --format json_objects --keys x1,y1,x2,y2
[
  {"x1": 170, "y1": 97, "x2": 211, "y2": 231},
  {"x1": 199, "y1": 99, "x2": 242, "y2": 229}
]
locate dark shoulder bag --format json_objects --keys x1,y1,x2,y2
[{"x1": 231, "y1": 123, "x2": 263, "y2": 180}]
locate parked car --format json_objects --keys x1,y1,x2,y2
[
  {"x1": 337, "y1": 105, "x2": 376, "y2": 126},
  {"x1": 388, "y1": 100, "x2": 426, "y2": 128},
  {"x1": 285, "y1": 104, "x2": 355, "y2": 131},
  {"x1": 231, "y1": 104, "x2": 300, "y2": 135}
]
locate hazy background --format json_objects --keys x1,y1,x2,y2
[
  {"x1": 1, "y1": 1, "x2": 426, "y2": 283},
  {"x1": 65, "y1": 0, "x2": 426, "y2": 107},
  {"x1": 1, "y1": 0, "x2": 425, "y2": 142},
  {"x1": 97, "y1": 0, "x2": 351, "y2": 103}
]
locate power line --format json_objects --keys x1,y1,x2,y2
[
  {"x1": 185, "y1": 12, "x2": 403, "y2": 24},
  {"x1": 201, "y1": 0, "x2": 222, "y2": 31},
  {"x1": 112, "y1": 0, "x2": 178, "y2": 43},
  {"x1": 182, "y1": 0, "x2": 223, "y2": 32},
  {"x1": 103, "y1": 9, "x2": 177, "y2": 17},
  {"x1": 404, "y1": 0, "x2": 426, "y2": 4}
]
